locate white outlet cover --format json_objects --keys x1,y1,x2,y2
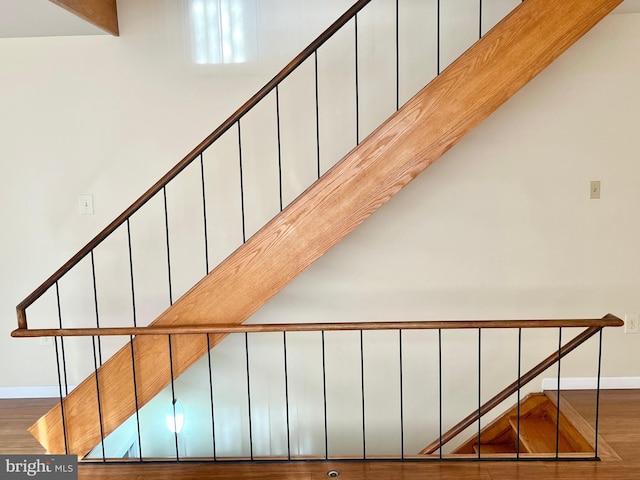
[{"x1": 624, "y1": 314, "x2": 639, "y2": 334}]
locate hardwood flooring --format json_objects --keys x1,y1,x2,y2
[{"x1": 1, "y1": 390, "x2": 638, "y2": 479}]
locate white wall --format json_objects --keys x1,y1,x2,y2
[{"x1": 1, "y1": 0, "x2": 639, "y2": 457}]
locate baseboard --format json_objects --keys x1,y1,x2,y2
[
  {"x1": 542, "y1": 376, "x2": 640, "y2": 391},
  {"x1": 0, "y1": 385, "x2": 77, "y2": 399}
]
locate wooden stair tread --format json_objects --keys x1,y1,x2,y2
[
  {"x1": 450, "y1": 393, "x2": 547, "y2": 454},
  {"x1": 509, "y1": 416, "x2": 574, "y2": 453},
  {"x1": 473, "y1": 443, "x2": 516, "y2": 454}
]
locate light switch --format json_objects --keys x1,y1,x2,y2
[{"x1": 79, "y1": 194, "x2": 94, "y2": 215}]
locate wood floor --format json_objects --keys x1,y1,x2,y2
[{"x1": 1, "y1": 390, "x2": 638, "y2": 479}]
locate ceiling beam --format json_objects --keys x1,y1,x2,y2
[{"x1": 49, "y1": 0, "x2": 118, "y2": 36}]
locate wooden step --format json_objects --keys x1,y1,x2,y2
[
  {"x1": 473, "y1": 443, "x2": 516, "y2": 454},
  {"x1": 451, "y1": 393, "x2": 547, "y2": 454},
  {"x1": 509, "y1": 416, "x2": 575, "y2": 453}
]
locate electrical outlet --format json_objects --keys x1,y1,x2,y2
[
  {"x1": 39, "y1": 336, "x2": 54, "y2": 346},
  {"x1": 625, "y1": 314, "x2": 639, "y2": 334}
]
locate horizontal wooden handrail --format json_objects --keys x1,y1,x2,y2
[
  {"x1": 15, "y1": 0, "x2": 373, "y2": 330},
  {"x1": 11, "y1": 316, "x2": 623, "y2": 338},
  {"x1": 419, "y1": 317, "x2": 616, "y2": 455}
]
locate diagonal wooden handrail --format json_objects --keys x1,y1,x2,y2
[
  {"x1": 419, "y1": 316, "x2": 618, "y2": 455},
  {"x1": 15, "y1": 0, "x2": 373, "y2": 330}
]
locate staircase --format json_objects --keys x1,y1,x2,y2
[
  {"x1": 452, "y1": 392, "x2": 593, "y2": 456},
  {"x1": 14, "y1": 0, "x2": 624, "y2": 458}
]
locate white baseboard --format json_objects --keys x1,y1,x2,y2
[
  {"x1": 0, "y1": 385, "x2": 77, "y2": 399},
  {"x1": 542, "y1": 376, "x2": 640, "y2": 391}
]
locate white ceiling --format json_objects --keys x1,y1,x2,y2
[{"x1": 0, "y1": 0, "x2": 639, "y2": 39}]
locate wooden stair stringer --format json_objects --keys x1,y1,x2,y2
[
  {"x1": 543, "y1": 390, "x2": 621, "y2": 461},
  {"x1": 29, "y1": 0, "x2": 624, "y2": 457}
]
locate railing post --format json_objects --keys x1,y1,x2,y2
[{"x1": 16, "y1": 308, "x2": 27, "y2": 330}]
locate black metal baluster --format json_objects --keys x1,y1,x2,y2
[
  {"x1": 55, "y1": 282, "x2": 69, "y2": 396},
  {"x1": 126, "y1": 219, "x2": 143, "y2": 461},
  {"x1": 90, "y1": 265, "x2": 105, "y2": 459},
  {"x1": 595, "y1": 328, "x2": 603, "y2": 459},
  {"x1": 315, "y1": 51, "x2": 321, "y2": 179},
  {"x1": 395, "y1": 0, "x2": 400, "y2": 111},
  {"x1": 283, "y1": 332, "x2": 292, "y2": 460},
  {"x1": 200, "y1": 154, "x2": 210, "y2": 274},
  {"x1": 555, "y1": 327, "x2": 562, "y2": 459},
  {"x1": 517, "y1": 328, "x2": 522, "y2": 459},
  {"x1": 163, "y1": 187, "x2": 173, "y2": 305},
  {"x1": 477, "y1": 328, "x2": 481, "y2": 459},
  {"x1": 437, "y1": 0, "x2": 441, "y2": 75},
  {"x1": 245, "y1": 332, "x2": 254, "y2": 460},
  {"x1": 238, "y1": 121, "x2": 247, "y2": 244},
  {"x1": 92, "y1": 336, "x2": 106, "y2": 462},
  {"x1": 360, "y1": 330, "x2": 366, "y2": 459},
  {"x1": 321, "y1": 331, "x2": 329, "y2": 460},
  {"x1": 438, "y1": 328, "x2": 443, "y2": 459},
  {"x1": 53, "y1": 336, "x2": 69, "y2": 455},
  {"x1": 479, "y1": 0, "x2": 483, "y2": 39},
  {"x1": 129, "y1": 338, "x2": 142, "y2": 461},
  {"x1": 206, "y1": 335, "x2": 217, "y2": 461},
  {"x1": 90, "y1": 251, "x2": 103, "y2": 366},
  {"x1": 354, "y1": 13, "x2": 360, "y2": 145},
  {"x1": 168, "y1": 335, "x2": 180, "y2": 461},
  {"x1": 276, "y1": 86, "x2": 284, "y2": 212},
  {"x1": 127, "y1": 220, "x2": 137, "y2": 327},
  {"x1": 399, "y1": 330, "x2": 404, "y2": 460}
]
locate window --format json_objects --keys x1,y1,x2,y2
[{"x1": 189, "y1": 0, "x2": 256, "y2": 65}]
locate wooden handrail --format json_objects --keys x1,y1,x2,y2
[
  {"x1": 14, "y1": 0, "x2": 373, "y2": 328},
  {"x1": 11, "y1": 316, "x2": 623, "y2": 337},
  {"x1": 419, "y1": 319, "x2": 615, "y2": 455}
]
